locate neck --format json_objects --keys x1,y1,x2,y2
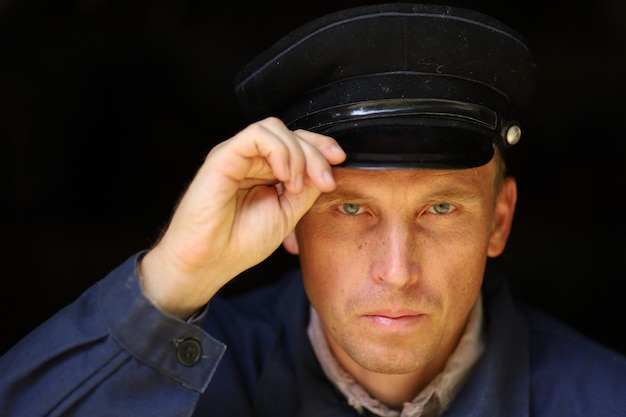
[
  {"x1": 349, "y1": 368, "x2": 432, "y2": 409},
  {"x1": 326, "y1": 339, "x2": 455, "y2": 408}
]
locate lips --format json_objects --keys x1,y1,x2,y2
[
  {"x1": 362, "y1": 310, "x2": 425, "y2": 329},
  {"x1": 364, "y1": 309, "x2": 422, "y2": 318}
]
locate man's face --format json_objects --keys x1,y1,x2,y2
[{"x1": 283, "y1": 160, "x2": 516, "y2": 382}]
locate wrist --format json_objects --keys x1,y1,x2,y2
[{"x1": 137, "y1": 248, "x2": 219, "y2": 320}]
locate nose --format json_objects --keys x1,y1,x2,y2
[{"x1": 368, "y1": 218, "x2": 419, "y2": 288}]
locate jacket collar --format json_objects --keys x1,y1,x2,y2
[{"x1": 446, "y1": 263, "x2": 530, "y2": 417}]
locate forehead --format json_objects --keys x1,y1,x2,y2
[{"x1": 329, "y1": 164, "x2": 496, "y2": 195}]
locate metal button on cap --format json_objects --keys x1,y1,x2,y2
[
  {"x1": 505, "y1": 124, "x2": 522, "y2": 145},
  {"x1": 176, "y1": 338, "x2": 202, "y2": 366}
]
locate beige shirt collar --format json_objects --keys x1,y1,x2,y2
[{"x1": 307, "y1": 295, "x2": 485, "y2": 417}]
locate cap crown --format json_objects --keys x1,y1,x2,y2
[{"x1": 235, "y1": 3, "x2": 535, "y2": 168}]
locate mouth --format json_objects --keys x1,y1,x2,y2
[{"x1": 362, "y1": 310, "x2": 425, "y2": 330}]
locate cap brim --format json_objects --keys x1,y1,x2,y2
[{"x1": 312, "y1": 121, "x2": 496, "y2": 170}]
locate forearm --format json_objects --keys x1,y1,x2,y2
[{"x1": 0, "y1": 252, "x2": 226, "y2": 417}]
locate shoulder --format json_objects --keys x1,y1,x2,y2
[
  {"x1": 521, "y1": 302, "x2": 626, "y2": 371},
  {"x1": 519, "y1": 302, "x2": 626, "y2": 416}
]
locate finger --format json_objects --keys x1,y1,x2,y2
[
  {"x1": 209, "y1": 118, "x2": 345, "y2": 194},
  {"x1": 242, "y1": 118, "x2": 295, "y2": 183},
  {"x1": 258, "y1": 118, "x2": 307, "y2": 193},
  {"x1": 209, "y1": 118, "x2": 293, "y2": 185},
  {"x1": 291, "y1": 130, "x2": 346, "y2": 192},
  {"x1": 248, "y1": 118, "x2": 344, "y2": 194},
  {"x1": 295, "y1": 129, "x2": 346, "y2": 166}
]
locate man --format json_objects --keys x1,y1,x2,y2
[{"x1": 1, "y1": 3, "x2": 625, "y2": 417}]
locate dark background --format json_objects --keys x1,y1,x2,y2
[{"x1": 1, "y1": 0, "x2": 625, "y2": 356}]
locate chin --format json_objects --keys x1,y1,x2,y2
[{"x1": 350, "y1": 346, "x2": 430, "y2": 375}]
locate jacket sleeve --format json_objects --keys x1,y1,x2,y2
[{"x1": 0, "y1": 252, "x2": 226, "y2": 417}]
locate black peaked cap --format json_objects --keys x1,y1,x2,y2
[{"x1": 235, "y1": 3, "x2": 536, "y2": 169}]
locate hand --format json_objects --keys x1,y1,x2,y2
[{"x1": 138, "y1": 117, "x2": 346, "y2": 318}]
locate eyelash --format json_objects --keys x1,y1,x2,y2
[{"x1": 338, "y1": 202, "x2": 456, "y2": 216}]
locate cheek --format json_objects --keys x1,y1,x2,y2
[
  {"x1": 443, "y1": 248, "x2": 486, "y2": 311},
  {"x1": 419, "y1": 228, "x2": 487, "y2": 296},
  {"x1": 296, "y1": 220, "x2": 367, "y2": 311}
]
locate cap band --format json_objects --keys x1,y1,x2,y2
[{"x1": 288, "y1": 98, "x2": 499, "y2": 133}]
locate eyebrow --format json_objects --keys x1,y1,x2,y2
[
  {"x1": 316, "y1": 187, "x2": 482, "y2": 206},
  {"x1": 315, "y1": 191, "x2": 373, "y2": 206},
  {"x1": 423, "y1": 188, "x2": 482, "y2": 203}
]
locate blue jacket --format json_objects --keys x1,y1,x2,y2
[{"x1": 1, "y1": 252, "x2": 626, "y2": 416}]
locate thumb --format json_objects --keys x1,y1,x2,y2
[{"x1": 277, "y1": 180, "x2": 325, "y2": 231}]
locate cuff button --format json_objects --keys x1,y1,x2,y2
[{"x1": 176, "y1": 338, "x2": 202, "y2": 366}]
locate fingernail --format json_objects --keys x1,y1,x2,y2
[
  {"x1": 322, "y1": 170, "x2": 335, "y2": 187},
  {"x1": 330, "y1": 145, "x2": 345, "y2": 156}
]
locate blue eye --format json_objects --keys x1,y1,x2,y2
[
  {"x1": 339, "y1": 203, "x2": 363, "y2": 215},
  {"x1": 429, "y1": 203, "x2": 454, "y2": 214}
]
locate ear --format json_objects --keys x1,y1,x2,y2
[
  {"x1": 487, "y1": 177, "x2": 517, "y2": 257},
  {"x1": 282, "y1": 230, "x2": 300, "y2": 255}
]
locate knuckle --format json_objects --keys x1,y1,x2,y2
[{"x1": 258, "y1": 116, "x2": 286, "y2": 130}]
